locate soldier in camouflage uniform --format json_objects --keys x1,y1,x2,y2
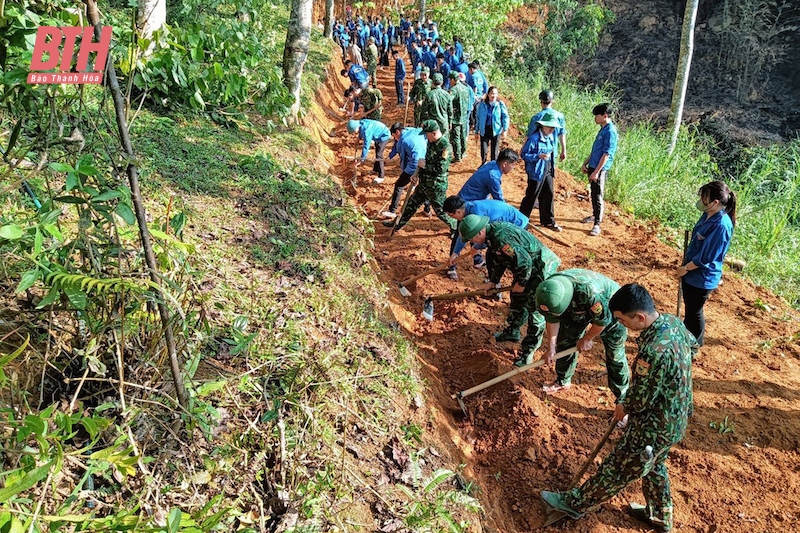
[
  {"x1": 384, "y1": 120, "x2": 456, "y2": 232},
  {"x1": 448, "y1": 71, "x2": 470, "y2": 162},
  {"x1": 458, "y1": 214, "x2": 561, "y2": 366},
  {"x1": 356, "y1": 86, "x2": 383, "y2": 120},
  {"x1": 535, "y1": 268, "x2": 630, "y2": 399},
  {"x1": 364, "y1": 36, "x2": 379, "y2": 88},
  {"x1": 541, "y1": 283, "x2": 697, "y2": 533},
  {"x1": 420, "y1": 72, "x2": 453, "y2": 135},
  {"x1": 409, "y1": 68, "x2": 431, "y2": 127}
]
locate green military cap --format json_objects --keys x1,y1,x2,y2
[
  {"x1": 419, "y1": 119, "x2": 440, "y2": 134},
  {"x1": 421, "y1": 67, "x2": 430, "y2": 74},
  {"x1": 346, "y1": 120, "x2": 360, "y2": 134},
  {"x1": 535, "y1": 275, "x2": 574, "y2": 318},
  {"x1": 458, "y1": 214, "x2": 489, "y2": 241},
  {"x1": 536, "y1": 110, "x2": 560, "y2": 129},
  {"x1": 448, "y1": 71, "x2": 459, "y2": 79},
  {"x1": 431, "y1": 72, "x2": 443, "y2": 85}
]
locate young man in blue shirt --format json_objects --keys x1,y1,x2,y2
[
  {"x1": 348, "y1": 119, "x2": 391, "y2": 183},
  {"x1": 380, "y1": 122, "x2": 428, "y2": 217},
  {"x1": 392, "y1": 49, "x2": 406, "y2": 105},
  {"x1": 457, "y1": 148, "x2": 519, "y2": 203},
  {"x1": 581, "y1": 102, "x2": 618, "y2": 237}
]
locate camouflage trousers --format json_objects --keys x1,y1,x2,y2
[
  {"x1": 502, "y1": 280, "x2": 546, "y2": 354},
  {"x1": 450, "y1": 120, "x2": 468, "y2": 161},
  {"x1": 396, "y1": 180, "x2": 456, "y2": 231},
  {"x1": 413, "y1": 103, "x2": 423, "y2": 127},
  {"x1": 554, "y1": 319, "x2": 630, "y2": 399},
  {"x1": 565, "y1": 423, "x2": 675, "y2": 531}
]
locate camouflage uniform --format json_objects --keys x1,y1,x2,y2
[
  {"x1": 486, "y1": 222, "x2": 560, "y2": 354},
  {"x1": 395, "y1": 134, "x2": 456, "y2": 231},
  {"x1": 449, "y1": 81, "x2": 471, "y2": 161},
  {"x1": 409, "y1": 78, "x2": 431, "y2": 126},
  {"x1": 420, "y1": 86, "x2": 453, "y2": 135},
  {"x1": 364, "y1": 43, "x2": 379, "y2": 87},
  {"x1": 563, "y1": 313, "x2": 698, "y2": 532},
  {"x1": 360, "y1": 87, "x2": 383, "y2": 121},
  {"x1": 539, "y1": 269, "x2": 630, "y2": 398}
]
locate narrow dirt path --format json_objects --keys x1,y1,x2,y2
[{"x1": 310, "y1": 50, "x2": 800, "y2": 533}]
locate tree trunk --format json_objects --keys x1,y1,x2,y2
[
  {"x1": 137, "y1": 0, "x2": 166, "y2": 40},
  {"x1": 282, "y1": 0, "x2": 313, "y2": 123},
  {"x1": 419, "y1": 0, "x2": 426, "y2": 25},
  {"x1": 324, "y1": 0, "x2": 334, "y2": 39},
  {"x1": 667, "y1": 0, "x2": 699, "y2": 154}
]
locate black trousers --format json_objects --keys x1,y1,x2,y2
[
  {"x1": 682, "y1": 279, "x2": 712, "y2": 346},
  {"x1": 519, "y1": 161, "x2": 555, "y2": 225},
  {"x1": 389, "y1": 171, "x2": 414, "y2": 212},
  {"x1": 480, "y1": 124, "x2": 499, "y2": 164},
  {"x1": 371, "y1": 138, "x2": 388, "y2": 180}
]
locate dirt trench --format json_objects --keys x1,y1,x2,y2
[{"x1": 303, "y1": 50, "x2": 800, "y2": 532}]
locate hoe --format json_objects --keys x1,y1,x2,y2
[{"x1": 422, "y1": 286, "x2": 512, "y2": 321}]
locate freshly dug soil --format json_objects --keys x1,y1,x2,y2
[{"x1": 307, "y1": 52, "x2": 800, "y2": 532}]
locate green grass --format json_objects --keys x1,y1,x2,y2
[{"x1": 505, "y1": 73, "x2": 800, "y2": 307}]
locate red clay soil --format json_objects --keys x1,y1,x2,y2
[{"x1": 306, "y1": 52, "x2": 800, "y2": 533}]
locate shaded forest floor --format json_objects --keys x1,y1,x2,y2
[{"x1": 305, "y1": 49, "x2": 800, "y2": 532}]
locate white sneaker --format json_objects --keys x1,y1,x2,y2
[
  {"x1": 380, "y1": 211, "x2": 397, "y2": 219},
  {"x1": 373, "y1": 177, "x2": 386, "y2": 184}
]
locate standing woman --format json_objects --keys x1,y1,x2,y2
[
  {"x1": 676, "y1": 180, "x2": 736, "y2": 346},
  {"x1": 519, "y1": 111, "x2": 560, "y2": 231},
  {"x1": 475, "y1": 86, "x2": 509, "y2": 165}
]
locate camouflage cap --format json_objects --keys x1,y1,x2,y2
[
  {"x1": 431, "y1": 72, "x2": 444, "y2": 85},
  {"x1": 448, "y1": 71, "x2": 459, "y2": 79}
]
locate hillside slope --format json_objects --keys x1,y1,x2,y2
[{"x1": 309, "y1": 47, "x2": 800, "y2": 532}]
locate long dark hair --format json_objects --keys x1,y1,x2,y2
[
  {"x1": 700, "y1": 180, "x2": 737, "y2": 226},
  {"x1": 484, "y1": 86, "x2": 498, "y2": 104}
]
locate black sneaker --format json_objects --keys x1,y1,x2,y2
[
  {"x1": 473, "y1": 254, "x2": 486, "y2": 268},
  {"x1": 382, "y1": 220, "x2": 396, "y2": 228},
  {"x1": 446, "y1": 266, "x2": 458, "y2": 280}
]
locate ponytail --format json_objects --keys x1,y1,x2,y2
[{"x1": 700, "y1": 180, "x2": 737, "y2": 226}]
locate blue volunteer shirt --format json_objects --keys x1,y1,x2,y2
[
  {"x1": 348, "y1": 64, "x2": 369, "y2": 86},
  {"x1": 520, "y1": 130, "x2": 555, "y2": 182},
  {"x1": 395, "y1": 57, "x2": 406, "y2": 80},
  {"x1": 683, "y1": 210, "x2": 734, "y2": 290},
  {"x1": 358, "y1": 119, "x2": 391, "y2": 160},
  {"x1": 526, "y1": 108, "x2": 566, "y2": 158},
  {"x1": 388, "y1": 127, "x2": 427, "y2": 174},
  {"x1": 458, "y1": 161, "x2": 505, "y2": 202},
  {"x1": 469, "y1": 70, "x2": 488, "y2": 98},
  {"x1": 588, "y1": 121, "x2": 618, "y2": 171},
  {"x1": 452, "y1": 200, "x2": 529, "y2": 255},
  {"x1": 438, "y1": 62, "x2": 451, "y2": 89}
]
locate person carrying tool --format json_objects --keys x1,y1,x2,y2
[
  {"x1": 341, "y1": 60, "x2": 370, "y2": 90},
  {"x1": 443, "y1": 196, "x2": 528, "y2": 281},
  {"x1": 448, "y1": 71, "x2": 471, "y2": 163},
  {"x1": 348, "y1": 119, "x2": 391, "y2": 183},
  {"x1": 409, "y1": 68, "x2": 431, "y2": 126},
  {"x1": 540, "y1": 283, "x2": 697, "y2": 533},
  {"x1": 353, "y1": 86, "x2": 383, "y2": 120},
  {"x1": 535, "y1": 268, "x2": 630, "y2": 398},
  {"x1": 419, "y1": 72, "x2": 452, "y2": 135},
  {"x1": 379, "y1": 122, "x2": 427, "y2": 216},
  {"x1": 383, "y1": 120, "x2": 456, "y2": 233},
  {"x1": 520, "y1": 109, "x2": 562, "y2": 232},
  {"x1": 458, "y1": 214, "x2": 560, "y2": 366}
]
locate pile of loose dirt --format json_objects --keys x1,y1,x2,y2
[{"x1": 306, "y1": 51, "x2": 800, "y2": 532}]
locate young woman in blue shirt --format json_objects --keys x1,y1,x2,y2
[{"x1": 676, "y1": 180, "x2": 737, "y2": 345}]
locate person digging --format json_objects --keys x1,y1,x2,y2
[
  {"x1": 535, "y1": 268, "x2": 630, "y2": 398},
  {"x1": 458, "y1": 214, "x2": 560, "y2": 366},
  {"x1": 383, "y1": 120, "x2": 456, "y2": 233},
  {"x1": 540, "y1": 283, "x2": 697, "y2": 533}
]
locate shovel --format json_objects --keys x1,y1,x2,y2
[
  {"x1": 451, "y1": 346, "x2": 578, "y2": 416},
  {"x1": 403, "y1": 80, "x2": 411, "y2": 125},
  {"x1": 422, "y1": 286, "x2": 512, "y2": 321},
  {"x1": 539, "y1": 420, "x2": 617, "y2": 528},
  {"x1": 398, "y1": 254, "x2": 468, "y2": 297},
  {"x1": 531, "y1": 224, "x2": 573, "y2": 248}
]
